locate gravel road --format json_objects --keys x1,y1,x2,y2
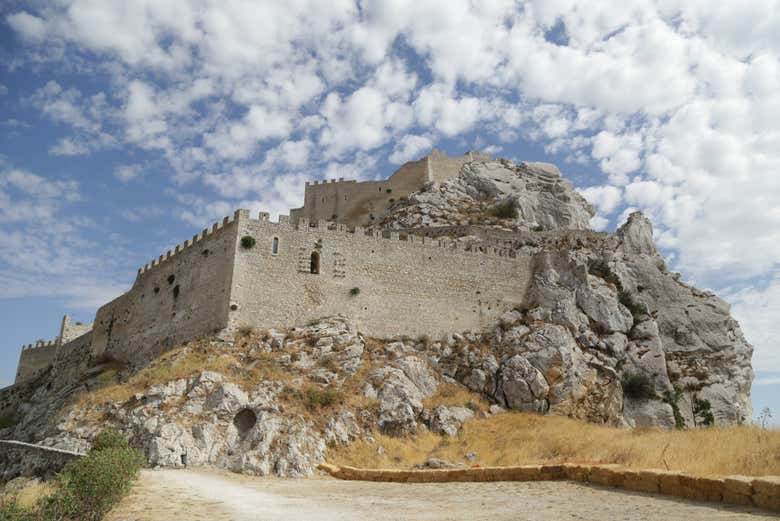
[{"x1": 107, "y1": 468, "x2": 777, "y2": 521}]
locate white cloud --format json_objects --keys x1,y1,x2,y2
[
  {"x1": 580, "y1": 185, "x2": 622, "y2": 215},
  {"x1": 6, "y1": 12, "x2": 47, "y2": 42},
  {"x1": 49, "y1": 138, "x2": 89, "y2": 156},
  {"x1": 114, "y1": 164, "x2": 142, "y2": 183},
  {"x1": 726, "y1": 275, "x2": 780, "y2": 373},
  {"x1": 389, "y1": 135, "x2": 433, "y2": 164}
]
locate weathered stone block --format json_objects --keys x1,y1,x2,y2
[
  {"x1": 562, "y1": 463, "x2": 592, "y2": 482},
  {"x1": 722, "y1": 490, "x2": 753, "y2": 506},
  {"x1": 621, "y1": 469, "x2": 660, "y2": 494},
  {"x1": 589, "y1": 465, "x2": 625, "y2": 488},
  {"x1": 723, "y1": 475, "x2": 754, "y2": 496},
  {"x1": 753, "y1": 492, "x2": 780, "y2": 511},
  {"x1": 752, "y1": 476, "x2": 780, "y2": 497}
]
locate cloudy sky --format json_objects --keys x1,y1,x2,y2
[{"x1": 1, "y1": 1, "x2": 778, "y2": 422}]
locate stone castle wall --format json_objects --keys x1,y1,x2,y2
[
  {"x1": 14, "y1": 341, "x2": 57, "y2": 384},
  {"x1": 290, "y1": 150, "x2": 489, "y2": 226},
  {"x1": 90, "y1": 215, "x2": 240, "y2": 365},
  {"x1": 230, "y1": 211, "x2": 533, "y2": 338},
  {"x1": 427, "y1": 149, "x2": 490, "y2": 183},
  {"x1": 11, "y1": 197, "x2": 533, "y2": 380}
]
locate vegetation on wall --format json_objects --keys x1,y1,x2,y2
[
  {"x1": 621, "y1": 372, "x2": 655, "y2": 401},
  {"x1": 240, "y1": 235, "x2": 256, "y2": 249},
  {"x1": 349, "y1": 287, "x2": 360, "y2": 296},
  {"x1": 693, "y1": 396, "x2": 715, "y2": 426},
  {"x1": 488, "y1": 200, "x2": 517, "y2": 219}
]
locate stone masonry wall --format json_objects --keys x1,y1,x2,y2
[
  {"x1": 427, "y1": 149, "x2": 491, "y2": 183},
  {"x1": 230, "y1": 211, "x2": 533, "y2": 339},
  {"x1": 291, "y1": 155, "x2": 429, "y2": 226},
  {"x1": 90, "y1": 216, "x2": 240, "y2": 365},
  {"x1": 290, "y1": 150, "x2": 489, "y2": 227},
  {"x1": 15, "y1": 342, "x2": 57, "y2": 384}
]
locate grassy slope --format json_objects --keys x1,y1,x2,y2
[{"x1": 329, "y1": 411, "x2": 780, "y2": 477}]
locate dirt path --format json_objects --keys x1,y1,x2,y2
[{"x1": 107, "y1": 467, "x2": 776, "y2": 521}]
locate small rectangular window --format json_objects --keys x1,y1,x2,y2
[{"x1": 272, "y1": 237, "x2": 279, "y2": 254}]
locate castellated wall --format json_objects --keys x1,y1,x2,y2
[
  {"x1": 290, "y1": 155, "x2": 429, "y2": 226},
  {"x1": 14, "y1": 341, "x2": 57, "y2": 384},
  {"x1": 427, "y1": 149, "x2": 491, "y2": 183},
  {"x1": 290, "y1": 150, "x2": 491, "y2": 227},
  {"x1": 230, "y1": 211, "x2": 533, "y2": 339},
  {"x1": 90, "y1": 216, "x2": 240, "y2": 365}
]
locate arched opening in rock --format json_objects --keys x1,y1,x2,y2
[
  {"x1": 233, "y1": 408, "x2": 257, "y2": 435},
  {"x1": 310, "y1": 251, "x2": 320, "y2": 274}
]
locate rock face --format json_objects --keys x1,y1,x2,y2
[
  {"x1": 0, "y1": 154, "x2": 753, "y2": 481},
  {"x1": 377, "y1": 159, "x2": 594, "y2": 231}
]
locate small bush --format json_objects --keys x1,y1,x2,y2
[
  {"x1": 304, "y1": 387, "x2": 341, "y2": 409},
  {"x1": 621, "y1": 373, "x2": 655, "y2": 401},
  {"x1": 349, "y1": 287, "x2": 360, "y2": 296},
  {"x1": 42, "y1": 446, "x2": 144, "y2": 521},
  {"x1": 90, "y1": 428, "x2": 130, "y2": 453},
  {"x1": 663, "y1": 388, "x2": 686, "y2": 429},
  {"x1": 0, "y1": 414, "x2": 16, "y2": 429},
  {"x1": 489, "y1": 200, "x2": 516, "y2": 219},
  {"x1": 693, "y1": 396, "x2": 715, "y2": 426},
  {"x1": 240, "y1": 235, "x2": 256, "y2": 249}
]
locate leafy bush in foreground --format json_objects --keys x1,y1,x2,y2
[{"x1": 1, "y1": 429, "x2": 144, "y2": 521}]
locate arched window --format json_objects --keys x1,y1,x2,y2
[
  {"x1": 310, "y1": 251, "x2": 320, "y2": 274},
  {"x1": 272, "y1": 237, "x2": 279, "y2": 254}
]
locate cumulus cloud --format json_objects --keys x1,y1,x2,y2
[
  {"x1": 389, "y1": 135, "x2": 433, "y2": 164},
  {"x1": 726, "y1": 275, "x2": 780, "y2": 373}
]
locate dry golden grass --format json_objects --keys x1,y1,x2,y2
[
  {"x1": 329, "y1": 411, "x2": 780, "y2": 477},
  {"x1": 423, "y1": 383, "x2": 488, "y2": 414},
  {"x1": 11, "y1": 481, "x2": 55, "y2": 509}
]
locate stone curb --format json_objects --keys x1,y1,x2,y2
[{"x1": 317, "y1": 463, "x2": 780, "y2": 512}]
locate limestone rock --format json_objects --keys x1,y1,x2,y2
[
  {"x1": 495, "y1": 355, "x2": 549, "y2": 412},
  {"x1": 429, "y1": 406, "x2": 474, "y2": 436}
]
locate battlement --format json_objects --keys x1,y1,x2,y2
[
  {"x1": 135, "y1": 212, "x2": 240, "y2": 281},
  {"x1": 20, "y1": 340, "x2": 57, "y2": 351},
  {"x1": 305, "y1": 177, "x2": 351, "y2": 187},
  {"x1": 242, "y1": 210, "x2": 518, "y2": 260}
]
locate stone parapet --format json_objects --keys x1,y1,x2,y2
[{"x1": 318, "y1": 463, "x2": 780, "y2": 513}]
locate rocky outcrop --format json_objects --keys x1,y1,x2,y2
[
  {"x1": 0, "y1": 155, "x2": 753, "y2": 482},
  {"x1": 376, "y1": 160, "x2": 594, "y2": 231}
]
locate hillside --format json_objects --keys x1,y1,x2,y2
[{"x1": 0, "y1": 155, "x2": 754, "y2": 480}]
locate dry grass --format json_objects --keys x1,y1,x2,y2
[
  {"x1": 423, "y1": 383, "x2": 488, "y2": 414},
  {"x1": 75, "y1": 344, "x2": 240, "y2": 411},
  {"x1": 329, "y1": 411, "x2": 780, "y2": 477},
  {"x1": 12, "y1": 480, "x2": 56, "y2": 509}
]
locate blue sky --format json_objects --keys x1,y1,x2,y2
[{"x1": 0, "y1": 1, "x2": 778, "y2": 425}]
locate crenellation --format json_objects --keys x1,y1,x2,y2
[{"x1": 12, "y1": 152, "x2": 537, "y2": 386}]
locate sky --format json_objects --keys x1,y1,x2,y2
[{"x1": 0, "y1": 0, "x2": 778, "y2": 425}]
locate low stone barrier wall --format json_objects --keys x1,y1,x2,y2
[
  {"x1": 0, "y1": 440, "x2": 85, "y2": 483},
  {"x1": 318, "y1": 463, "x2": 780, "y2": 512}
]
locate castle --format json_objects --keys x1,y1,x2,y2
[{"x1": 13, "y1": 151, "x2": 529, "y2": 384}]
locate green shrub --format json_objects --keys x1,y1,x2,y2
[
  {"x1": 663, "y1": 388, "x2": 686, "y2": 429},
  {"x1": 693, "y1": 396, "x2": 715, "y2": 426},
  {"x1": 90, "y1": 428, "x2": 130, "y2": 453},
  {"x1": 240, "y1": 235, "x2": 256, "y2": 249},
  {"x1": 304, "y1": 387, "x2": 341, "y2": 409},
  {"x1": 42, "y1": 446, "x2": 144, "y2": 521},
  {"x1": 7, "y1": 430, "x2": 144, "y2": 521},
  {"x1": 349, "y1": 287, "x2": 360, "y2": 296},
  {"x1": 489, "y1": 200, "x2": 516, "y2": 219},
  {"x1": 621, "y1": 373, "x2": 655, "y2": 401},
  {"x1": 0, "y1": 414, "x2": 16, "y2": 429}
]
